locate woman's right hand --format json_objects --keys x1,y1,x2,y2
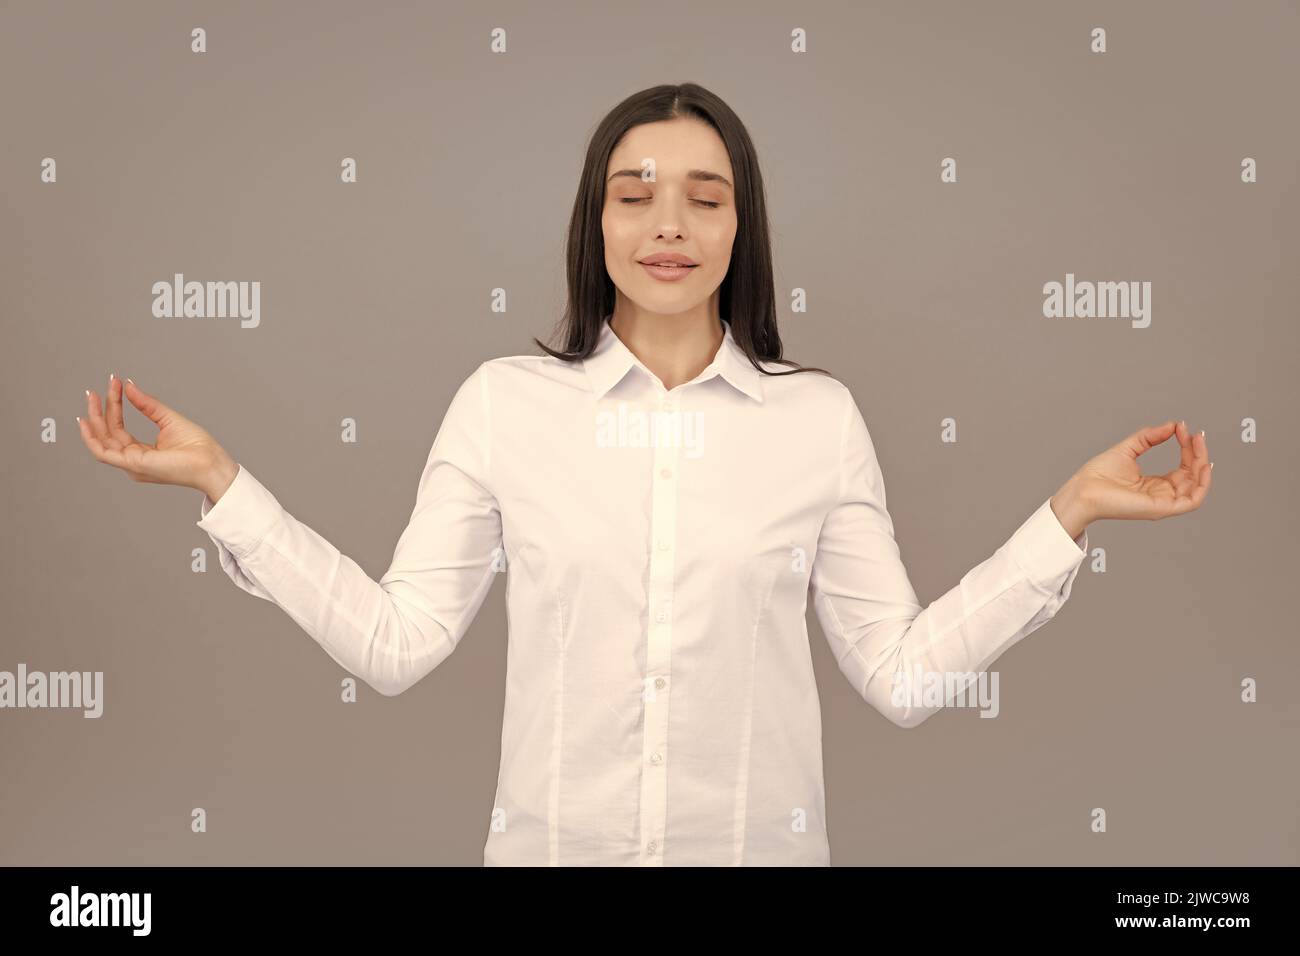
[{"x1": 77, "y1": 374, "x2": 239, "y2": 502}]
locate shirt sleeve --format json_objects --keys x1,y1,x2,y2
[
  {"x1": 810, "y1": 386, "x2": 1088, "y2": 729},
  {"x1": 194, "y1": 362, "x2": 502, "y2": 698}
]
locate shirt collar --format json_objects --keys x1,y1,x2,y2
[{"x1": 582, "y1": 316, "x2": 764, "y2": 403}]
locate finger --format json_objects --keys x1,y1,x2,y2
[
  {"x1": 1182, "y1": 462, "x2": 1212, "y2": 513},
  {"x1": 1174, "y1": 420, "x2": 1195, "y2": 472},
  {"x1": 1171, "y1": 461, "x2": 1213, "y2": 515},
  {"x1": 1180, "y1": 428, "x2": 1208, "y2": 489},
  {"x1": 84, "y1": 388, "x2": 112, "y2": 444},
  {"x1": 1197, "y1": 460, "x2": 1213, "y2": 499},
  {"x1": 104, "y1": 373, "x2": 139, "y2": 446},
  {"x1": 76, "y1": 415, "x2": 131, "y2": 471},
  {"x1": 1116, "y1": 420, "x2": 1177, "y2": 459},
  {"x1": 123, "y1": 378, "x2": 179, "y2": 429},
  {"x1": 1166, "y1": 425, "x2": 1210, "y2": 496}
]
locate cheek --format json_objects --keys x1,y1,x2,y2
[
  {"x1": 601, "y1": 206, "x2": 636, "y2": 241},
  {"x1": 700, "y1": 221, "x2": 737, "y2": 275},
  {"x1": 601, "y1": 213, "x2": 638, "y2": 265}
]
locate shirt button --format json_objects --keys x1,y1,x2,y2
[
  {"x1": 650, "y1": 751, "x2": 663, "y2": 765},
  {"x1": 659, "y1": 467, "x2": 672, "y2": 480},
  {"x1": 656, "y1": 604, "x2": 670, "y2": 622},
  {"x1": 654, "y1": 677, "x2": 667, "y2": 690},
  {"x1": 647, "y1": 840, "x2": 658, "y2": 854},
  {"x1": 662, "y1": 399, "x2": 675, "y2": 412},
  {"x1": 656, "y1": 538, "x2": 670, "y2": 551}
]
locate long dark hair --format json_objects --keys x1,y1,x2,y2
[{"x1": 533, "y1": 82, "x2": 829, "y2": 379}]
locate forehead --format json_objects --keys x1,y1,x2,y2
[{"x1": 607, "y1": 117, "x2": 732, "y2": 177}]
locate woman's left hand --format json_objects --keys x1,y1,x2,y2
[{"x1": 1051, "y1": 420, "x2": 1213, "y2": 538}]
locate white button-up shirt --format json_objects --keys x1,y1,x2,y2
[{"x1": 197, "y1": 316, "x2": 1088, "y2": 866}]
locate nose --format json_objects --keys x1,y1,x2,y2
[
  {"x1": 653, "y1": 186, "x2": 692, "y2": 239},
  {"x1": 655, "y1": 213, "x2": 686, "y2": 241}
]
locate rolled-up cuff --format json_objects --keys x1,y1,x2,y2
[
  {"x1": 1005, "y1": 496, "x2": 1089, "y2": 591},
  {"x1": 196, "y1": 464, "x2": 285, "y2": 557}
]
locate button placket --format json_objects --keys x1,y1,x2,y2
[{"x1": 640, "y1": 389, "x2": 679, "y2": 865}]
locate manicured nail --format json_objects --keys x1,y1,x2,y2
[
  {"x1": 84, "y1": 389, "x2": 89, "y2": 397},
  {"x1": 126, "y1": 378, "x2": 134, "y2": 386},
  {"x1": 109, "y1": 372, "x2": 115, "y2": 382},
  {"x1": 1210, "y1": 461, "x2": 1215, "y2": 469},
  {"x1": 1200, "y1": 429, "x2": 1206, "y2": 438}
]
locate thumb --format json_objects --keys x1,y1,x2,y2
[
  {"x1": 1115, "y1": 420, "x2": 1177, "y2": 459},
  {"x1": 123, "y1": 378, "x2": 183, "y2": 429}
]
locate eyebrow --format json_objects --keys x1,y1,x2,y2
[{"x1": 607, "y1": 168, "x2": 733, "y2": 189}]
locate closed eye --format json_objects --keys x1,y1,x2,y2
[{"x1": 619, "y1": 198, "x2": 720, "y2": 208}]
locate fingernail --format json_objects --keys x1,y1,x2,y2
[
  {"x1": 1200, "y1": 429, "x2": 1206, "y2": 438},
  {"x1": 84, "y1": 389, "x2": 89, "y2": 397},
  {"x1": 1210, "y1": 461, "x2": 1215, "y2": 469},
  {"x1": 126, "y1": 378, "x2": 134, "y2": 386},
  {"x1": 109, "y1": 372, "x2": 115, "y2": 382}
]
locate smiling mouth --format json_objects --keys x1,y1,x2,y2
[{"x1": 639, "y1": 261, "x2": 698, "y2": 280}]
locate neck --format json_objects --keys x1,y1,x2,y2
[{"x1": 608, "y1": 301, "x2": 725, "y2": 391}]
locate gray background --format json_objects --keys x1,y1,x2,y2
[{"x1": 1, "y1": 0, "x2": 1296, "y2": 864}]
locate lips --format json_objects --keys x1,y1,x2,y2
[
  {"x1": 638, "y1": 253, "x2": 698, "y2": 267},
  {"x1": 640, "y1": 260, "x2": 697, "y2": 281}
]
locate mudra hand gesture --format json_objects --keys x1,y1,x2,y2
[
  {"x1": 76, "y1": 373, "x2": 239, "y2": 501},
  {"x1": 1050, "y1": 420, "x2": 1213, "y2": 539}
]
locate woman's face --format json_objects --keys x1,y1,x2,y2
[{"x1": 602, "y1": 116, "x2": 738, "y2": 317}]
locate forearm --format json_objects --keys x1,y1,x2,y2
[
  {"x1": 197, "y1": 465, "x2": 465, "y2": 696},
  {"x1": 814, "y1": 495, "x2": 1089, "y2": 729}
]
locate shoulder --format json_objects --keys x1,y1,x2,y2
[
  {"x1": 471, "y1": 349, "x2": 589, "y2": 397},
  {"x1": 756, "y1": 360, "x2": 858, "y2": 416}
]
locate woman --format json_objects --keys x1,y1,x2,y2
[{"x1": 76, "y1": 83, "x2": 1212, "y2": 866}]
